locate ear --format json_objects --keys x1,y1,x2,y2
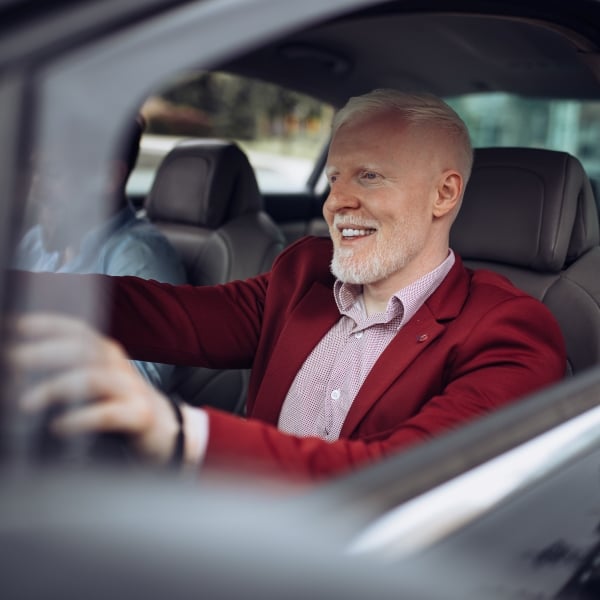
[{"x1": 433, "y1": 170, "x2": 462, "y2": 218}]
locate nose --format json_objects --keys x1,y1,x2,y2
[{"x1": 323, "y1": 178, "x2": 361, "y2": 220}]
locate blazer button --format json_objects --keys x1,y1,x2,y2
[{"x1": 416, "y1": 333, "x2": 429, "y2": 343}]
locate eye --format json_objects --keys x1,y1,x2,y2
[
  {"x1": 360, "y1": 171, "x2": 381, "y2": 182},
  {"x1": 328, "y1": 173, "x2": 338, "y2": 184}
]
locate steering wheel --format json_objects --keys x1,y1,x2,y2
[{"x1": 2, "y1": 403, "x2": 139, "y2": 469}]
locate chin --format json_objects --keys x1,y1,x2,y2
[{"x1": 331, "y1": 254, "x2": 383, "y2": 285}]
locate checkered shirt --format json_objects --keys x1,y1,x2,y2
[{"x1": 277, "y1": 251, "x2": 456, "y2": 441}]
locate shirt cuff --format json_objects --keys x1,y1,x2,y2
[{"x1": 181, "y1": 404, "x2": 209, "y2": 468}]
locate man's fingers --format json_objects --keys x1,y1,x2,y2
[
  {"x1": 11, "y1": 313, "x2": 101, "y2": 339},
  {"x1": 7, "y1": 314, "x2": 127, "y2": 374},
  {"x1": 5, "y1": 312, "x2": 176, "y2": 463},
  {"x1": 20, "y1": 367, "x2": 137, "y2": 413},
  {"x1": 50, "y1": 400, "x2": 149, "y2": 437},
  {"x1": 9, "y1": 338, "x2": 115, "y2": 373}
]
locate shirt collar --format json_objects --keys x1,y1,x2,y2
[{"x1": 333, "y1": 250, "x2": 456, "y2": 327}]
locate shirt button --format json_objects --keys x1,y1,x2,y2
[
  {"x1": 355, "y1": 331, "x2": 363, "y2": 339},
  {"x1": 331, "y1": 389, "x2": 341, "y2": 400}
]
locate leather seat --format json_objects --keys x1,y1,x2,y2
[
  {"x1": 451, "y1": 147, "x2": 600, "y2": 374},
  {"x1": 145, "y1": 139, "x2": 286, "y2": 412}
]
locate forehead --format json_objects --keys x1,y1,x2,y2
[{"x1": 326, "y1": 112, "x2": 422, "y2": 169}]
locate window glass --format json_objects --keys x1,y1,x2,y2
[
  {"x1": 128, "y1": 72, "x2": 334, "y2": 196},
  {"x1": 447, "y1": 93, "x2": 600, "y2": 180}
]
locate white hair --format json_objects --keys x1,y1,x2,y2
[{"x1": 332, "y1": 89, "x2": 473, "y2": 182}]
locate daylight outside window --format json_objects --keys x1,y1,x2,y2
[
  {"x1": 128, "y1": 71, "x2": 334, "y2": 196},
  {"x1": 129, "y1": 83, "x2": 600, "y2": 202}
]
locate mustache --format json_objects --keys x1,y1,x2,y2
[{"x1": 332, "y1": 214, "x2": 379, "y2": 229}]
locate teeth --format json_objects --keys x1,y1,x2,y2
[{"x1": 342, "y1": 228, "x2": 375, "y2": 237}]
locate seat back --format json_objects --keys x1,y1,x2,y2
[
  {"x1": 146, "y1": 140, "x2": 286, "y2": 412},
  {"x1": 451, "y1": 147, "x2": 600, "y2": 374}
]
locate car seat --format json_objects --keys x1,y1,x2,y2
[
  {"x1": 145, "y1": 139, "x2": 286, "y2": 412},
  {"x1": 451, "y1": 147, "x2": 600, "y2": 375}
]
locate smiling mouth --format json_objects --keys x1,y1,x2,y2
[{"x1": 341, "y1": 227, "x2": 376, "y2": 239}]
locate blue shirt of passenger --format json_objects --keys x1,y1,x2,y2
[{"x1": 14, "y1": 204, "x2": 187, "y2": 390}]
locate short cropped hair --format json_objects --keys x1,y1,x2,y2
[{"x1": 332, "y1": 89, "x2": 473, "y2": 182}]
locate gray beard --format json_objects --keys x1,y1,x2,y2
[
  {"x1": 330, "y1": 230, "x2": 424, "y2": 285},
  {"x1": 330, "y1": 245, "x2": 409, "y2": 284}
]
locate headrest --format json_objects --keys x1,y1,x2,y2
[
  {"x1": 146, "y1": 140, "x2": 263, "y2": 228},
  {"x1": 451, "y1": 147, "x2": 599, "y2": 272}
]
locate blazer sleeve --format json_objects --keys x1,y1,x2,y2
[
  {"x1": 8, "y1": 236, "x2": 320, "y2": 369},
  {"x1": 9, "y1": 268, "x2": 269, "y2": 369}
]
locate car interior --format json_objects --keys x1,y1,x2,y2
[
  {"x1": 4, "y1": 0, "x2": 600, "y2": 598},
  {"x1": 137, "y1": 125, "x2": 600, "y2": 403},
  {"x1": 144, "y1": 139, "x2": 286, "y2": 411},
  {"x1": 451, "y1": 147, "x2": 600, "y2": 375},
  {"x1": 124, "y1": 5, "x2": 600, "y2": 398}
]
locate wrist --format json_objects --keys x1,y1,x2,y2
[{"x1": 181, "y1": 404, "x2": 209, "y2": 467}]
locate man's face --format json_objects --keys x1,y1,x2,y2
[
  {"x1": 323, "y1": 110, "x2": 449, "y2": 290},
  {"x1": 28, "y1": 166, "x2": 81, "y2": 253},
  {"x1": 28, "y1": 158, "x2": 121, "y2": 254}
]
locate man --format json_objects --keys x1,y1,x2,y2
[
  {"x1": 10, "y1": 90, "x2": 566, "y2": 482},
  {"x1": 13, "y1": 116, "x2": 186, "y2": 391}
]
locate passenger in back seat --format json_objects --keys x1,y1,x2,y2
[
  {"x1": 13, "y1": 115, "x2": 186, "y2": 391},
  {"x1": 10, "y1": 90, "x2": 566, "y2": 482}
]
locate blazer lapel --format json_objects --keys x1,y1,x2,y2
[
  {"x1": 251, "y1": 280, "x2": 340, "y2": 424},
  {"x1": 340, "y1": 257, "x2": 471, "y2": 437},
  {"x1": 339, "y1": 307, "x2": 444, "y2": 436}
]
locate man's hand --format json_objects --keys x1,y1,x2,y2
[{"x1": 7, "y1": 313, "x2": 179, "y2": 465}]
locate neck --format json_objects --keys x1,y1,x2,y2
[
  {"x1": 362, "y1": 289, "x2": 389, "y2": 315},
  {"x1": 363, "y1": 246, "x2": 450, "y2": 316}
]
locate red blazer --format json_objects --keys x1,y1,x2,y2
[
  {"x1": 16, "y1": 236, "x2": 566, "y2": 481},
  {"x1": 96, "y1": 236, "x2": 565, "y2": 481}
]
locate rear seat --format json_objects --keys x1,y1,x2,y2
[
  {"x1": 451, "y1": 147, "x2": 600, "y2": 374},
  {"x1": 145, "y1": 139, "x2": 286, "y2": 412}
]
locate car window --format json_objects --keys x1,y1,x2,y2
[
  {"x1": 127, "y1": 71, "x2": 334, "y2": 197},
  {"x1": 447, "y1": 93, "x2": 600, "y2": 183}
]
